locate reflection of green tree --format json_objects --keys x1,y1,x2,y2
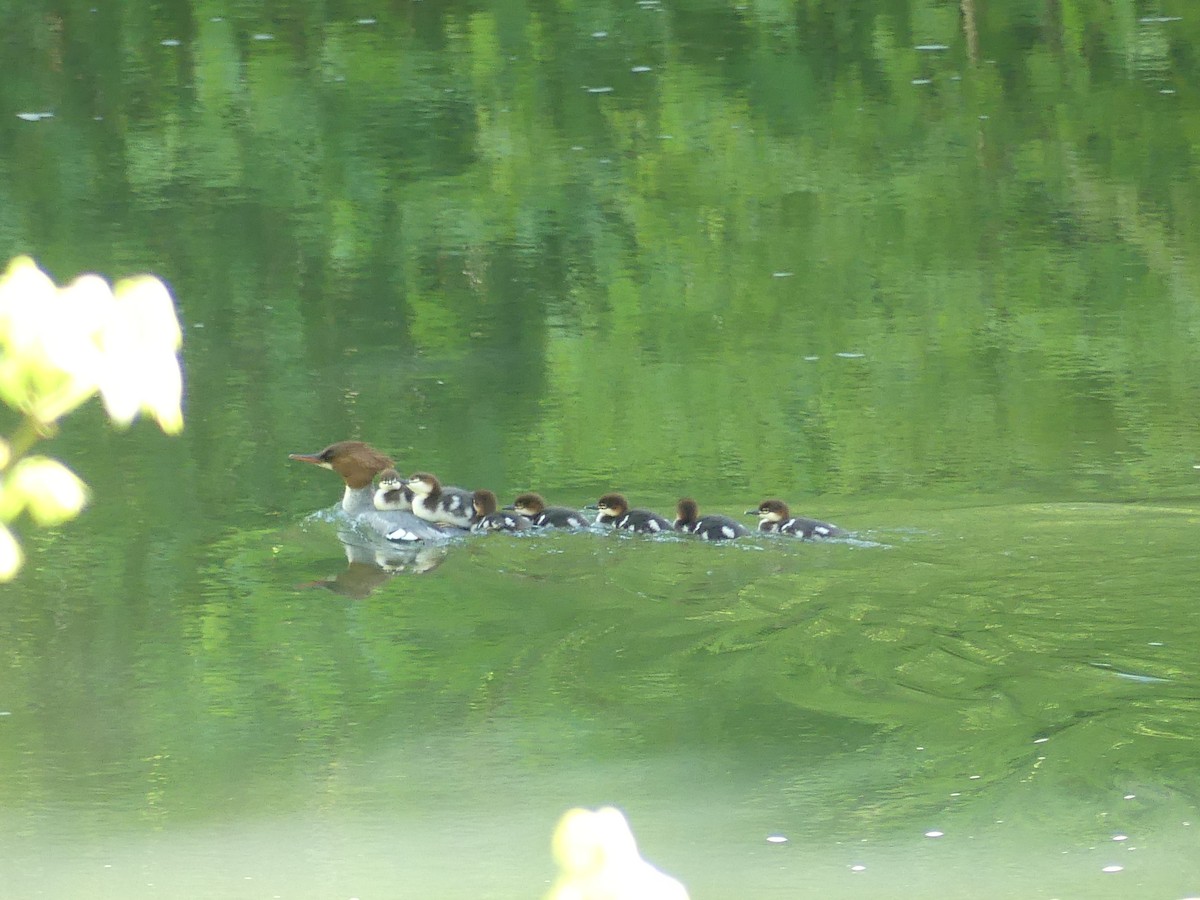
[{"x1": 4, "y1": 2, "x2": 1197, "y2": 501}]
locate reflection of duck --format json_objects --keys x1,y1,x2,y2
[
  {"x1": 371, "y1": 544, "x2": 448, "y2": 575},
  {"x1": 747, "y1": 499, "x2": 846, "y2": 539},
  {"x1": 300, "y1": 542, "x2": 451, "y2": 600},
  {"x1": 508, "y1": 492, "x2": 590, "y2": 529},
  {"x1": 302, "y1": 544, "x2": 449, "y2": 596},
  {"x1": 471, "y1": 489, "x2": 532, "y2": 533},
  {"x1": 405, "y1": 471, "x2": 475, "y2": 529},
  {"x1": 590, "y1": 493, "x2": 672, "y2": 534},
  {"x1": 288, "y1": 441, "x2": 446, "y2": 543},
  {"x1": 373, "y1": 468, "x2": 413, "y2": 511},
  {"x1": 673, "y1": 498, "x2": 749, "y2": 540}
]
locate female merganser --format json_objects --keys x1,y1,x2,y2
[
  {"x1": 471, "y1": 489, "x2": 532, "y2": 533},
  {"x1": 405, "y1": 471, "x2": 475, "y2": 529},
  {"x1": 507, "y1": 492, "x2": 590, "y2": 529},
  {"x1": 674, "y1": 498, "x2": 749, "y2": 540},
  {"x1": 589, "y1": 493, "x2": 672, "y2": 534},
  {"x1": 373, "y1": 467, "x2": 413, "y2": 511},
  {"x1": 288, "y1": 441, "x2": 447, "y2": 542},
  {"x1": 747, "y1": 499, "x2": 846, "y2": 539}
]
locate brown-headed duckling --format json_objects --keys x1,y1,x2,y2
[
  {"x1": 674, "y1": 498, "x2": 750, "y2": 540},
  {"x1": 747, "y1": 499, "x2": 846, "y2": 539},
  {"x1": 508, "y1": 492, "x2": 590, "y2": 529},
  {"x1": 405, "y1": 471, "x2": 475, "y2": 529},
  {"x1": 471, "y1": 489, "x2": 532, "y2": 533},
  {"x1": 588, "y1": 493, "x2": 672, "y2": 534},
  {"x1": 373, "y1": 467, "x2": 413, "y2": 511}
]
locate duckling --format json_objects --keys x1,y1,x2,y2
[
  {"x1": 405, "y1": 471, "x2": 475, "y2": 529},
  {"x1": 674, "y1": 498, "x2": 749, "y2": 541},
  {"x1": 747, "y1": 499, "x2": 846, "y2": 539},
  {"x1": 471, "y1": 489, "x2": 532, "y2": 533},
  {"x1": 589, "y1": 493, "x2": 672, "y2": 534},
  {"x1": 508, "y1": 492, "x2": 590, "y2": 529},
  {"x1": 373, "y1": 467, "x2": 413, "y2": 511}
]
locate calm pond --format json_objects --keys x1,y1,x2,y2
[{"x1": 2, "y1": 1, "x2": 1199, "y2": 898}]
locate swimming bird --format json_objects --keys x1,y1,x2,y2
[
  {"x1": 405, "y1": 471, "x2": 475, "y2": 529},
  {"x1": 471, "y1": 489, "x2": 532, "y2": 533},
  {"x1": 589, "y1": 493, "x2": 672, "y2": 534},
  {"x1": 508, "y1": 492, "x2": 590, "y2": 529},
  {"x1": 747, "y1": 499, "x2": 846, "y2": 539},
  {"x1": 674, "y1": 498, "x2": 749, "y2": 540},
  {"x1": 288, "y1": 441, "x2": 446, "y2": 542},
  {"x1": 373, "y1": 467, "x2": 413, "y2": 511}
]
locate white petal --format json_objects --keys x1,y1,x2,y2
[
  {"x1": 7, "y1": 457, "x2": 89, "y2": 524},
  {"x1": 0, "y1": 524, "x2": 22, "y2": 580}
]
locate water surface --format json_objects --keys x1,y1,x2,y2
[{"x1": 2, "y1": 1, "x2": 1199, "y2": 897}]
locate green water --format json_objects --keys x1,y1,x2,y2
[{"x1": 3, "y1": 1, "x2": 1200, "y2": 897}]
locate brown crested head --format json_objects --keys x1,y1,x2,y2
[
  {"x1": 675, "y1": 498, "x2": 699, "y2": 524},
  {"x1": 473, "y1": 489, "x2": 499, "y2": 515},
  {"x1": 288, "y1": 441, "x2": 394, "y2": 489},
  {"x1": 756, "y1": 498, "x2": 790, "y2": 520},
  {"x1": 406, "y1": 472, "x2": 441, "y2": 496},
  {"x1": 512, "y1": 492, "x2": 546, "y2": 514},
  {"x1": 596, "y1": 493, "x2": 629, "y2": 515}
]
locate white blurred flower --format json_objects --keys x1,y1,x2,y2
[
  {"x1": 99, "y1": 275, "x2": 184, "y2": 433},
  {"x1": 549, "y1": 807, "x2": 689, "y2": 900},
  {"x1": 0, "y1": 256, "x2": 183, "y2": 582},
  {"x1": 0, "y1": 256, "x2": 183, "y2": 432},
  {"x1": 0, "y1": 256, "x2": 78, "y2": 413},
  {"x1": 1, "y1": 456, "x2": 89, "y2": 525},
  {"x1": 0, "y1": 522, "x2": 21, "y2": 581}
]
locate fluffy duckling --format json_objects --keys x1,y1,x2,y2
[
  {"x1": 471, "y1": 489, "x2": 532, "y2": 533},
  {"x1": 590, "y1": 493, "x2": 672, "y2": 534},
  {"x1": 747, "y1": 499, "x2": 846, "y2": 539},
  {"x1": 674, "y1": 498, "x2": 749, "y2": 541},
  {"x1": 405, "y1": 471, "x2": 475, "y2": 529},
  {"x1": 508, "y1": 492, "x2": 590, "y2": 529},
  {"x1": 373, "y1": 467, "x2": 413, "y2": 511}
]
